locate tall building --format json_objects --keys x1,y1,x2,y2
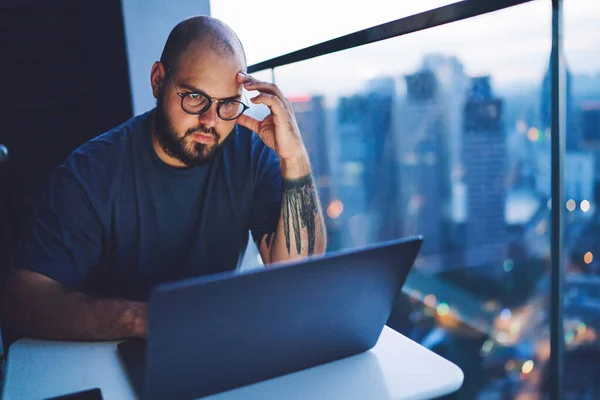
[
  {"x1": 335, "y1": 87, "x2": 397, "y2": 247},
  {"x1": 290, "y1": 95, "x2": 331, "y2": 203},
  {"x1": 566, "y1": 153, "x2": 596, "y2": 202},
  {"x1": 534, "y1": 145, "x2": 595, "y2": 205},
  {"x1": 462, "y1": 76, "x2": 508, "y2": 268},
  {"x1": 289, "y1": 95, "x2": 336, "y2": 243},
  {"x1": 540, "y1": 60, "x2": 579, "y2": 150},
  {"x1": 421, "y1": 54, "x2": 469, "y2": 179},
  {"x1": 582, "y1": 102, "x2": 600, "y2": 144},
  {"x1": 395, "y1": 69, "x2": 449, "y2": 266},
  {"x1": 581, "y1": 102, "x2": 600, "y2": 179},
  {"x1": 394, "y1": 55, "x2": 467, "y2": 269}
]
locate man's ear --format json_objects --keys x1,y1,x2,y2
[{"x1": 150, "y1": 61, "x2": 165, "y2": 99}]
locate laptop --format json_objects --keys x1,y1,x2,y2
[{"x1": 118, "y1": 236, "x2": 423, "y2": 399}]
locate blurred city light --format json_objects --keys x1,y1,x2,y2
[
  {"x1": 480, "y1": 340, "x2": 494, "y2": 357},
  {"x1": 565, "y1": 330, "x2": 575, "y2": 344},
  {"x1": 522, "y1": 360, "x2": 535, "y2": 374},
  {"x1": 424, "y1": 294, "x2": 437, "y2": 308},
  {"x1": 505, "y1": 360, "x2": 517, "y2": 371},
  {"x1": 326, "y1": 200, "x2": 344, "y2": 219},
  {"x1": 527, "y1": 127, "x2": 540, "y2": 141},
  {"x1": 436, "y1": 302, "x2": 450, "y2": 316},
  {"x1": 510, "y1": 320, "x2": 522, "y2": 335},
  {"x1": 580, "y1": 199, "x2": 591, "y2": 212},
  {"x1": 483, "y1": 300, "x2": 500, "y2": 312}
]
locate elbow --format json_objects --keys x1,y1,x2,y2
[
  {"x1": 311, "y1": 239, "x2": 327, "y2": 258},
  {"x1": 314, "y1": 224, "x2": 327, "y2": 256},
  {"x1": 314, "y1": 246, "x2": 326, "y2": 257},
  {"x1": 318, "y1": 230, "x2": 327, "y2": 255},
  {"x1": 1, "y1": 276, "x2": 22, "y2": 335},
  {"x1": 0, "y1": 269, "x2": 48, "y2": 337}
]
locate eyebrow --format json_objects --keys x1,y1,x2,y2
[{"x1": 179, "y1": 83, "x2": 241, "y2": 101}]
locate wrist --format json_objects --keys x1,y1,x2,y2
[
  {"x1": 280, "y1": 150, "x2": 311, "y2": 180},
  {"x1": 126, "y1": 301, "x2": 147, "y2": 338}
]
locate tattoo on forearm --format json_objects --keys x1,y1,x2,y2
[{"x1": 282, "y1": 174, "x2": 318, "y2": 255}]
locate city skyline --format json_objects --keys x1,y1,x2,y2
[{"x1": 252, "y1": 49, "x2": 600, "y2": 275}]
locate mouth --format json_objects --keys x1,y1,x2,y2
[{"x1": 190, "y1": 132, "x2": 216, "y2": 144}]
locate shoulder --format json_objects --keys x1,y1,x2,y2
[
  {"x1": 52, "y1": 112, "x2": 151, "y2": 208},
  {"x1": 62, "y1": 112, "x2": 149, "y2": 181}
]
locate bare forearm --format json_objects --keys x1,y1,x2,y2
[
  {"x1": 269, "y1": 155, "x2": 326, "y2": 263},
  {"x1": 28, "y1": 293, "x2": 146, "y2": 341},
  {"x1": 3, "y1": 272, "x2": 146, "y2": 341}
]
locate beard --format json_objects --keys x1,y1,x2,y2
[{"x1": 153, "y1": 95, "x2": 222, "y2": 168}]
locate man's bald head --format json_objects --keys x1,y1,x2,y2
[{"x1": 160, "y1": 16, "x2": 246, "y2": 72}]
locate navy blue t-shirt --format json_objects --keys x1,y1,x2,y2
[{"x1": 13, "y1": 110, "x2": 282, "y2": 301}]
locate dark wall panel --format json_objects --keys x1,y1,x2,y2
[{"x1": 0, "y1": 0, "x2": 133, "y2": 294}]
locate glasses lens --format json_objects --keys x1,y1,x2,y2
[
  {"x1": 183, "y1": 93, "x2": 210, "y2": 113},
  {"x1": 219, "y1": 100, "x2": 246, "y2": 120}
]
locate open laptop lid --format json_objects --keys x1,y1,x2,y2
[{"x1": 143, "y1": 236, "x2": 423, "y2": 399}]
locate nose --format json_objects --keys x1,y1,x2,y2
[{"x1": 198, "y1": 101, "x2": 219, "y2": 128}]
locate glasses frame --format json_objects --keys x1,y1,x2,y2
[{"x1": 162, "y1": 61, "x2": 249, "y2": 121}]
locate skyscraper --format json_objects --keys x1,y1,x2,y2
[
  {"x1": 582, "y1": 102, "x2": 600, "y2": 144},
  {"x1": 290, "y1": 95, "x2": 331, "y2": 204},
  {"x1": 540, "y1": 60, "x2": 578, "y2": 150},
  {"x1": 395, "y1": 68, "x2": 450, "y2": 268},
  {"x1": 335, "y1": 86, "x2": 397, "y2": 247},
  {"x1": 421, "y1": 54, "x2": 469, "y2": 178},
  {"x1": 463, "y1": 76, "x2": 508, "y2": 268},
  {"x1": 394, "y1": 55, "x2": 467, "y2": 269},
  {"x1": 289, "y1": 95, "x2": 336, "y2": 243},
  {"x1": 581, "y1": 102, "x2": 600, "y2": 179}
]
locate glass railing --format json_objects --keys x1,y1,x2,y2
[
  {"x1": 270, "y1": 3, "x2": 553, "y2": 397},
  {"x1": 215, "y1": 0, "x2": 600, "y2": 397}
]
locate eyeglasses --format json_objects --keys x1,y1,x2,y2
[{"x1": 162, "y1": 61, "x2": 249, "y2": 121}]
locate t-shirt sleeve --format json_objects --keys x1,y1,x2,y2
[
  {"x1": 12, "y1": 163, "x2": 102, "y2": 290},
  {"x1": 249, "y1": 146, "x2": 282, "y2": 245}
]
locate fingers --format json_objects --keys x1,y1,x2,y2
[
  {"x1": 237, "y1": 72, "x2": 291, "y2": 111},
  {"x1": 244, "y1": 80, "x2": 284, "y2": 98},
  {"x1": 236, "y1": 113, "x2": 261, "y2": 133},
  {"x1": 250, "y1": 93, "x2": 288, "y2": 117}
]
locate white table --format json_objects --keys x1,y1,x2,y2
[{"x1": 2, "y1": 326, "x2": 463, "y2": 400}]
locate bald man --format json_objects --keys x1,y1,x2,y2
[{"x1": 2, "y1": 16, "x2": 326, "y2": 341}]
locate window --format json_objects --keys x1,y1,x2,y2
[
  {"x1": 269, "y1": 5, "x2": 552, "y2": 395},
  {"x1": 215, "y1": 0, "x2": 600, "y2": 397}
]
